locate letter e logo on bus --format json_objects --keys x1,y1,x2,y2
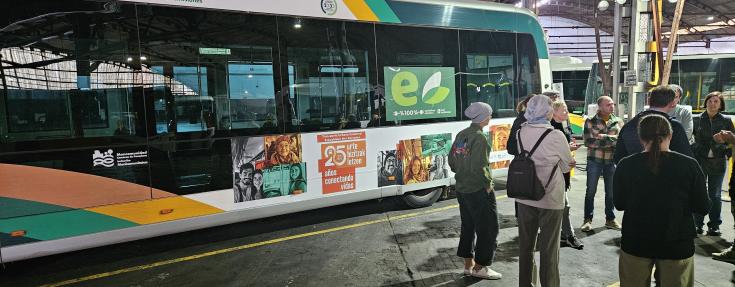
[
  {"x1": 384, "y1": 67, "x2": 457, "y2": 121},
  {"x1": 390, "y1": 70, "x2": 450, "y2": 107}
]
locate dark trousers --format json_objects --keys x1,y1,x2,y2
[
  {"x1": 695, "y1": 170, "x2": 724, "y2": 229},
  {"x1": 456, "y1": 189, "x2": 499, "y2": 266}
]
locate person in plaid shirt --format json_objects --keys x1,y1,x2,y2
[{"x1": 581, "y1": 96, "x2": 622, "y2": 232}]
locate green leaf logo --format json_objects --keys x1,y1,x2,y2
[{"x1": 422, "y1": 72, "x2": 450, "y2": 105}]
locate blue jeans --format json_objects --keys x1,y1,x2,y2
[
  {"x1": 695, "y1": 171, "x2": 724, "y2": 229},
  {"x1": 584, "y1": 159, "x2": 616, "y2": 220}
]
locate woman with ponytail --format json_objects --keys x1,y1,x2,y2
[{"x1": 613, "y1": 114, "x2": 710, "y2": 286}]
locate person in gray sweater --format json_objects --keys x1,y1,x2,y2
[{"x1": 515, "y1": 95, "x2": 575, "y2": 287}]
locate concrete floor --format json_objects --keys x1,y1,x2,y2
[{"x1": 2, "y1": 148, "x2": 735, "y2": 287}]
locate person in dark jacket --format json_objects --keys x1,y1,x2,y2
[
  {"x1": 710, "y1": 128, "x2": 735, "y2": 262},
  {"x1": 448, "y1": 102, "x2": 502, "y2": 280},
  {"x1": 613, "y1": 85, "x2": 693, "y2": 164},
  {"x1": 507, "y1": 95, "x2": 535, "y2": 156},
  {"x1": 551, "y1": 100, "x2": 583, "y2": 250},
  {"x1": 614, "y1": 114, "x2": 710, "y2": 286},
  {"x1": 692, "y1": 91, "x2": 734, "y2": 236}
]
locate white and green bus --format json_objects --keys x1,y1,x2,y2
[{"x1": 0, "y1": 0, "x2": 550, "y2": 262}]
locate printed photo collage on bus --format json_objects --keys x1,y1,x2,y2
[
  {"x1": 378, "y1": 133, "x2": 452, "y2": 187},
  {"x1": 231, "y1": 134, "x2": 306, "y2": 203}
]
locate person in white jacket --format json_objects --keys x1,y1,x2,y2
[{"x1": 515, "y1": 94, "x2": 576, "y2": 287}]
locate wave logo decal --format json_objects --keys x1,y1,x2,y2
[{"x1": 93, "y1": 149, "x2": 115, "y2": 168}]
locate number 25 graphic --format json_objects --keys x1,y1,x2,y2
[{"x1": 324, "y1": 145, "x2": 347, "y2": 167}]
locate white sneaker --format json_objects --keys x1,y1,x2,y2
[
  {"x1": 463, "y1": 268, "x2": 472, "y2": 275},
  {"x1": 471, "y1": 267, "x2": 502, "y2": 280}
]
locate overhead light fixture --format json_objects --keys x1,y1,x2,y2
[
  {"x1": 667, "y1": 0, "x2": 677, "y2": 3},
  {"x1": 139, "y1": 56, "x2": 147, "y2": 61},
  {"x1": 294, "y1": 19, "x2": 302, "y2": 29},
  {"x1": 514, "y1": 2, "x2": 522, "y2": 8},
  {"x1": 707, "y1": 16, "x2": 714, "y2": 21},
  {"x1": 597, "y1": 0, "x2": 610, "y2": 11},
  {"x1": 615, "y1": 0, "x2": 626, "y2": 4},
  {"x1": 126, "y1": 57, "x2": 133, "y2": 62}
]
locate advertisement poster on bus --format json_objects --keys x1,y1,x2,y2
[
  {"x1": 264, "y1": 134, "x2": 302, "y2": 168},
  {"x1": 317, "y1": 131, "x2": 366, "y2": 194},
  {"x1": 488, "y1": 124, "x2": 513, "y2": 169},
  {"x1": 421, "y1": 133, "x2": 451, "y2": 181},
  {"x1": 384, "y1": 67, "x2": 457, "y2": 121},
  {"x1": 377, "y1": 150, "x2": 403, "y2": 187},
  {"x1": 262, "y1": 163, "x2": 307, "y2": 198},
  {"x1": 421, "y1": 133, "x2": 451, "y2": 157},
  {"x1": 399, "y1": 138, "x2": 429, "y2": 184},
  {"x1": 231, "y1": 137, "x2": 266, "y2": 203}
]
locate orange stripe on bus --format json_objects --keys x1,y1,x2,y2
[{"x1": 343, "y1": 0, "x2": 380, "y2": 21}]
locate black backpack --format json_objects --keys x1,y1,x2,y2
[{"x1": 507, "y1": 128, "x2": 559, "y2": 200}]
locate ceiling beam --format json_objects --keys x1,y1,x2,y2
[{"x1": 685, "y1": 0, "x2": 734, "y2": 24}]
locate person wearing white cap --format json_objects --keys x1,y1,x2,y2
[
  {"x1": 448, "y1": 102, "x2": 502, "y2": 280},
  {"x1": 515, "y1": 94, "x2": 575, "y2": 287}
]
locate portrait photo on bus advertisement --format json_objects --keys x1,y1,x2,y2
[
  {"x1": 262, "y1": 163, "x2": 307, "y2": 198},
  {"x1": 378, "y1": 150, "x2": 403, "y2": 187},
  {"x1": 231, "y1": 137, "x2": 266, "y2": 203},
  {"x1": 489, "y1": 124, "x2": 512, "y2": 169},
  {"x1": 428, "y1": 154, "x2": 449, "y2": 181},
  {"x1": 264, "y1": 134, "x2": 302, "y2": 168},
  {"x1": 421, "y1": 133, "x2": 452, "y2": 157},
  {"x1": 399, "y1": 138, "x2": 428, "y2": 185},
  {"x1": 489, "y1": 124, "x2": 511, "y2": 152}
]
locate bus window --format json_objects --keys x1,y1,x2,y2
[
  {"x1": 0, "y1": 4, "x2": 146, "y2": 152},
  {"x1": 136, "y1": 7, "x2": 279, "y2": 194},
  {"x1": 517, "y1": 34, "x2": 542, "y2": 100},
  {"x1": 460, "y1": 30, "x2": 517, "y2": 118},
  {"x1": 375, "y1": 25, "x2": 460, "y2": 126},
  {"x1": 137, "y1": 7, "x2": 279, "y2": 139},
  {"x1": 277, "y1": 18, "x2": 376, "y2": 132}
]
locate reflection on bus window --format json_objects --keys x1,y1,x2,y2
[
  {"x1": 0, "y1": 9, "x2": 145, "y2": 145},
  {"x1": 279, "y1": 18, "x2": 375, "y2": 132},
  {"x1": 460, "y1": 31, "x2": 523, "y2": 118},
  {"x1": 136, "y1": 6, "x2": 279, "y2": 138}
]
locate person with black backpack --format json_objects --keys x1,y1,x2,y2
[
  {"x1": 448, "y1": 102, "x2": 502, "y2": 280},
  {"x1": 512, "y1": 94, "x2": 575, "y2": 287}
]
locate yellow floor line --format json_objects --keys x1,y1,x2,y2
[{"x1": 39, "y1": 197, "x2": 497, "y2": 287}]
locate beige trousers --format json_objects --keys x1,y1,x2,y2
[
  {"x1": 619, "y1": 250, "x2": 694, "y2": 287},
  {"x1": 517, "y1": 203, "x2": 564, "y2": 287}
]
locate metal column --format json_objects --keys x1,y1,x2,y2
[
  {"x1": 626, "y1": 0, "x2": 652, "y2": 120},
  {"x1": 612, "y1": 2, "x2": 622, "y2": 117}
]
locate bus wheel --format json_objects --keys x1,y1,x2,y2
[{"x1": 402, "y1": 187, "x2": 443, "y2": 208}]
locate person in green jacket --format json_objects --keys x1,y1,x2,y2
[{"x1": 448, "y1": 102, "x2": 501, "y2": 280}]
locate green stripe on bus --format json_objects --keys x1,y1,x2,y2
[
  {"x1": 385, "y1": 1, "x2": 548, "y2": 59},
  {"x1": 0, "y1": 209, "x2": 137, "y2": 242},
  {"x1": 0, "y1": 197, "x2": 73, "y2": 219},
  {"x1": 366, "y1": 0, "x2": 401, "y2": 23}
]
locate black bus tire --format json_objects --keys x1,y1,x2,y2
[{"x1": 401, "y1": 187, "x2": 443, "y2": 208}]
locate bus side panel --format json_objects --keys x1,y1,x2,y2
[{"x1": 0, "y1": 119, "x2": 517, "y2": 260}]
